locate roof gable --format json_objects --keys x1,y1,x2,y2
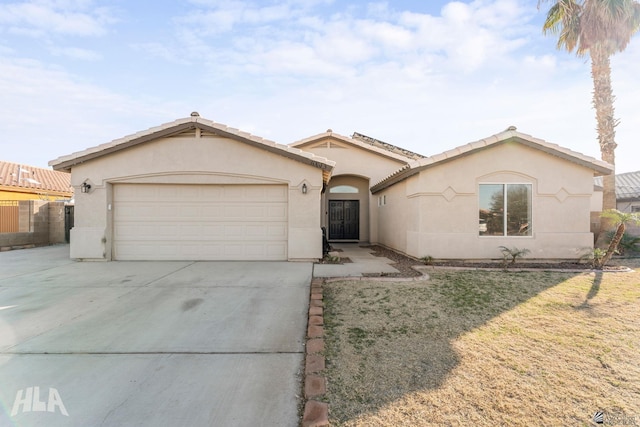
[
  {"x1": 0, "y1": 160, "x2": 72, "y2": 196},
  {"x1": 291, "y1": 131, "x2": 416, "y2": 164},
  {"x1": 371, "y1": 127, "x2": 614, "y2": 193},
  {"x1": 49, "y1": 113, "x2": 335, "y2": 183}
]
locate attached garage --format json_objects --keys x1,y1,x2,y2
[
  {"x1": 113, "y1": 184, "x2": 288, "y2": 260},
  {"x1": 49, "y1": 113, "x2": 334, "y2": 261}
]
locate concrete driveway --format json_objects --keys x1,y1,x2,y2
[{"x1": 0, "y1": 245, "x2": 311, "y2": 427}]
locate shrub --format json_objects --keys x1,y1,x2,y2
[
  {"x1": 499, "y1": 246, "x2": 530, "y2": 265},
  {"x1": 420, "y1": 255, "x2": 434, "y2": 265},
  {"x1": 606, "y1": 230, "x2": 640, "y2": 255}
]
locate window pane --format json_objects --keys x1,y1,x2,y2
[
  {"x1": 330, "y1": 185, "x2": 359, "y2": 193},
  {"x1": 506, "y1": 184, "x2": 531, "y2": 236},
  {"x1": 479, "y1": 184, "x2": 504, "y2": 236}
]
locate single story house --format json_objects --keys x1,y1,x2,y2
[
  {"x1": 50, "y1": 114, "x2": 612, "y2": 261},
  {"x1": 0, "y1": 161, "x2": 73, "y2": 201}
]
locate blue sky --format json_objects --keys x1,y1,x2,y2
[{"x1": 0, "y1": 0, "x2": 638, "y2": 173}]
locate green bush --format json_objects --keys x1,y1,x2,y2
[{"x1": 606, "y1": 230, "x2": 640, "y2": 255}]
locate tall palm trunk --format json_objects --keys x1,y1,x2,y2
[{"x1": 590, "y1": 44, "x2": 617, "y2": 245}]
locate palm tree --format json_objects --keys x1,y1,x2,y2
[
  {"x1": 594, "y1": 209, "x2": 640, "y2": 268},
  {"x1": 538, "y1": 0, "x2": 640, "y2": 240}
]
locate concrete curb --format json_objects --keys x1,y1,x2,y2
[
  {"x1": 302, "y1": 278, "x2": 329, "y2": 427},
  {"x1": 323, "y1": 265, "x2": 430, "y2": 283}
]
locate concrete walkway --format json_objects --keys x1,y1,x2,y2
[
  {"x1": 313, "y1": 243, "x2": 400, "y2": 277},
  {"x1": 0, "y1": 245, "x2": 310, "y2": 427}
]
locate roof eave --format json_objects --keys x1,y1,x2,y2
[
  {"x1": 50, "y1": 118, "x2": 336, "y2": 181},
  {"x1": 50, "y1": 122, "x2": 196, "y2": 172},
  {"x1": 371, "y1": 133, "x2": 614, "y2": 193},
  {"x1": 515, "y1": 138, "x2": 613, "y2": 176}
]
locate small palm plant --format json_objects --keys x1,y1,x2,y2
[
  {"x1": 499, "y1": 246, "x2": 531, "y2": 265},
  {"x1": 595, "y1": 209, "x2": 640, "y2": 269}
]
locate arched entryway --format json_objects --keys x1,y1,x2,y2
[{"x1": 324, "y1": 175, "x2": 370, "y2": 242}]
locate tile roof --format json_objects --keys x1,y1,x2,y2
[
  {"x1": 594, "y1": 170, "x2": 640, "y2": 200},
  {"x1": 371, "y1": 126, "x2": 614, "y2": 193},
  {"x1": 290, "y1": 130, "x2": 416, "y2": 163},
  {"x1": 0, "y1": 160, "x2": 73, "y2": 196},
  {"x1": 49, "y1": 113, "x2": 336, "y2": 183},
  {"x1": 351, "y1": 132, "x2": 426, "y2": 161}
]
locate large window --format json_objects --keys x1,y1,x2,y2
[{"x1": 479, "y1": 184, "x2": 532, "y2": 236}]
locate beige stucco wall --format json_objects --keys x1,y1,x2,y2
[
  {"x1": 376, "y1": 178, "x2": 411, "y2": 253},
  {"x1": 376, "y1": 142, "x2": 598, "y2": 259},
  {"x1": 296, "y1": 136, "x2": 408, "y2": 243},
  {"x1": 69, "y1": 134, "x2": 325, "y2": 261}
]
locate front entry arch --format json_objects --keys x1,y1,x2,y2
[{"x1": 325, "y1": 175, "x2": 369, "y2": 242}]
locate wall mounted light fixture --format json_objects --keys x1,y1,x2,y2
[
  {"x1": 81, "y1": 182, "x2": 92, "y2": 193},
  {"x1": 302, "y1": 183, "x2": 308, "y2": 194}
]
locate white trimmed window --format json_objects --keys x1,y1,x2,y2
[{"x1": 479, "y1": 183, "x2": 532, "y2": 236}]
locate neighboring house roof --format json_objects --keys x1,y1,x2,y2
[
  {"x1": 594, "y1": 170, "x2": 640, "y2": 201},
  {"x1": 49, "y1": 113, "x2": 336, "y2": 184},
  {"x1": 371, "y1": 126, "x2": 614, "y2": 193},
  {"x1": 0, "y1": 160, "x2": 73, "y2": 197},
  {"x1": 290, "y1": 130, "x2": 417, "y2": 163}
]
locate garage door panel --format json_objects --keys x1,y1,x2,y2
[
  {"x1": 115, "y1": 223, "x2": 286, "y2": 242},
  {"x1": 113, "y1": 184, "x2": 288, "y2": 260}
]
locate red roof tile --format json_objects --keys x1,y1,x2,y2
[{"x1": 0, "y1": 160, "x2": 73, "y2": 196}]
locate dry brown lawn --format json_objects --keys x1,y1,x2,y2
[{"x1": 322, "y1": 259, "x2": 640, "y2": 426}]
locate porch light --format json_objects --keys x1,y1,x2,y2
[
  {"x1": 302, "y1": 183, "x2": 308, "y2": 194},
  {"x1": 80, "y1": 182, "x2": 92, "y2": 193}
]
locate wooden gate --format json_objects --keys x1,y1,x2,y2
[{"x1": 0, "y1": 201, "x2": 19, "y2": 233}]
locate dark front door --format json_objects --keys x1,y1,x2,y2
[{"x1": 329, "y1": 200, "x2": 359, "y2": 240}]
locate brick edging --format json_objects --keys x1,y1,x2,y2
[{"x1": 301, "y1": 278, "x2": 329, "y2": 427}]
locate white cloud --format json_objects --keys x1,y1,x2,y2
[
  {"x1": 49, "y1": 46, "x2": 101, "y2": 60},
  {"x1": 1, "y1": 0, "x2": 638, "y2": 176},
  {"x1": 0, "y1": 0, "x2": 114, "y2": 37},
  {"x1": 0, "y1": 56, "x2": 178, "y2": 166},
  {"x1": 169, "y1": 0, "x2": 535, "y2": 80}
]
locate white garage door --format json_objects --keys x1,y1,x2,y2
[{"x1": 113, "y1": 184, "x2": 288, "y2": 260}]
